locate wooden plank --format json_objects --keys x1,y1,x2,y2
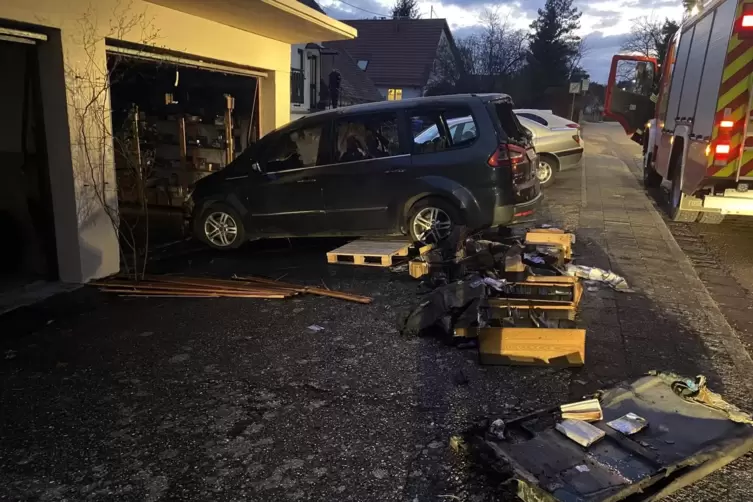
[
  {"x1": 477, "y1": 327, "x2": 586, "y2": 367},
  {"x1": 233, "y1": 276, "x2": 373, "y2": 304},
  {"x1": 100, "y1": 287, "x2": 286, "y2": 299},
  {"x1": 417, "y1": 243, "x2": 434, "y2": 256},
  {"x1": 525, "y1": 276, "x2": 578, "y2": 284},
  {"x1": 93, "y1": 280, "x2": 288, "y2": 296},
  {"x1": 328, "y1": 239, "x2": 411, "y2": 256},
  {"x1": 137, "y1": 275, "x2": 294, "y2": 293}
]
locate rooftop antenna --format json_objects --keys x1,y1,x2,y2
[{"x1": 430, "y1": 5, "x2": 434, "y2": 18}]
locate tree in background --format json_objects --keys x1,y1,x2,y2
[
  {"x1": 620, "y1": 17, "x2": 663, "y2": 59},
  {"x1": 426, "y1": 9, "x2": 526, "y2": 95},
  {"x1": 620, "y1": 17, "x2": 678, "y2": 68},
  {"x1": 391, "y1": 0, "x2": 420, "y2": 19},
  {"x1": 683, "y1": 0, "x2": 703, "y2": 14},
  {"x1": 656, "y1": 19, "x2": 679, "y2": 70},
  {"x1": 527, "y1": 0, "x2": 582, "y2": 101},
  {"x1": 458, "y1": 10, "x2": 527, "y2": 83}
]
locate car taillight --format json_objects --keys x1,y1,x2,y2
[
  {"x1": 566, "y1": 124, "x2": 580, "y2": 129},
  {"x1": 488, "y1": 144, "x2": 526, "y2": 168},
  {"x1": 738, "y1": 6, "x2": 753, "y2": 36}
]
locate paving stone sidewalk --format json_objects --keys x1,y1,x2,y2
[{"x1": 541, "y1": 123, "x2": 753, "y2": 500}]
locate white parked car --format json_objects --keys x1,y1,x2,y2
[{"x1": 514, "y1": 109, "x2": 584, "y2": 186}]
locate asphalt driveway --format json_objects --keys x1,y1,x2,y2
[{"x1": 3, "y1": 130, "x2": 753, "y2": 500}]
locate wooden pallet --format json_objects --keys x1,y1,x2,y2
[{"x1": 326, "y1": 239, "x2": 412, "y2": 267}]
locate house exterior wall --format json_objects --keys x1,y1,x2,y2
[
  {"x1": 0, "y1": 0, "x2": 332, "y2": 283},
  {"x1": 290, "y1": 43, "x2": 321, "y2": 120},
  {"x1": 376, "y1": 86, "x2": 422, "y2": 100}
]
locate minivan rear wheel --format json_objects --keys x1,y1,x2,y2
[
  {"x1": 197, "y1": 203, "x2": 246, "y2": 250},
  {"x1": 408, "y1": 198, "x2": 460, "y2": 245}
]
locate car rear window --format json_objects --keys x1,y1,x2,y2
[
  {"x1": 490, "y1": 100, "x2": 528, "y2": 144},
  {"x1": 517, "y1": 112, "x2": 548, "y2": 126}
]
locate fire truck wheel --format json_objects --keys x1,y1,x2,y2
[
  {"x1": 669, "y1": 172, "x2": 699, "y2": 222},
  {"x1": 697, "y1": 212, "x2": 725, "y2": 224},
  {"x1": 643, "y1": 154, "x2": 661, "y2": 188}
]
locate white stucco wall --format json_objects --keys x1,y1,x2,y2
[
  {"x1": 0, "y1": 0, "x2": 315, "y2": 283},
  {"x1": 290, "y1": 43, "x2": 321, "y2": 115}
]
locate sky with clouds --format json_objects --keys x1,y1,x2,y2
[{"x1": 317, "y1": 0, "x2": 686, "y2": 83}]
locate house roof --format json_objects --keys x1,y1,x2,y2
[
  {"x1": 297, "y1": 0, "x2": 327, "y2": 15},
  {"x1": 323, "y1": 18, "x2": 452, "y2": 88},
  {"x1": 322, "y1": 47, "x2": 383, "y2": 104}
]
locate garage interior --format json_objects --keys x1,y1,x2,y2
[
  {"x1": 107, "y1": 47, "x2": 261, "y2": 246},
  {"x1": 0, "y1": 33, "x2": 58, "y2": 296}
]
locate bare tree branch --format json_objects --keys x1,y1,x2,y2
[
  {"x1": 64, "y1": 0, "x2": 160, "y2": 279},
  {"x1": 620, "y1": 16, "x2": 663, "y2": 58}
]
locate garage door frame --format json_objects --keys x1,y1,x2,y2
[{"x1": 105, "y1": 44, "x2": 268, "y2": 79}]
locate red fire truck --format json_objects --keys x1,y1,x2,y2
[{"x1": 606, "y1": 0, "x2": 753, "y2": 223}]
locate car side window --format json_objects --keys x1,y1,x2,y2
[
  {"x1": 518, "y1": 112, "x2": 548, "y2": 127},
  {"x1": 260, "y1": 124, "x2": 323, "y2": 172},
  {"x1": 445, "y1": 109, "x2": 477, "y2": 146},
  {"x1": 412, "y1": 113, "x2": 448, "y2": 153},
  {"x1": 334, "y1": 113, "x2": 400, "y2": 163},
  {"x1": 411, "y1": 106, "x2": 477, "y2": 154}
]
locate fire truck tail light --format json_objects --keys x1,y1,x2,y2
[
  {"x1": 743, "y1": 14, "x2": 753, "y2": 27},
  {"x1": 716, "y1": 143, "x2": 731, "y2": 156},
  {"x1": 720, "y1": 120, "x2": 735, "y2": 128}
]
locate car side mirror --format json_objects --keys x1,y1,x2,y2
[{"x1": 251, "y1": 161, "x2": 262, "y2": 173}]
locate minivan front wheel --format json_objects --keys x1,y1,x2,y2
[
  {"x1": 408, "y1": 198, "x2": 459, "y2": 245},
  {"x1": 197, "y1": 203, "x2": 246, "y2": 250}
]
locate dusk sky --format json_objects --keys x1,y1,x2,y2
[{"x1": 317, "y1": 0, "x2": 686, "y2": 83}]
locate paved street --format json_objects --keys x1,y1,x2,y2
[{"x1": 2, "y1": 123, "x2": 753, "y2": 501}]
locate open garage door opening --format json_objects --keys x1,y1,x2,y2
[
  {"x1": 106, "y1": 50, "x2": 261, "y2": 248},
  {"x1": 0, "y1": 33, "x2": 58, "y2": 294}
]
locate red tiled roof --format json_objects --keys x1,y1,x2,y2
[{"x1": 323, "y1": 19, "x2": 450, "y2": 88}]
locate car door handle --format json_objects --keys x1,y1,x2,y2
[
  {"x1": 384, "y1": 169, "x2": 405, "y2": 174},
  {"x1": 297, "y1": 177, "x2": 317, "y2": 183}
]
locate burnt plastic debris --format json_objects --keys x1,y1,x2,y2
[
  {"x1": 399, "y1": 227, "x2": 585, "y2": 338},
  {"x1": 469, "y1": 373, "x2": 753, "y2": 501},
  {"x1": 399, "y1": 275, "x2": 488, "y2": 338}
]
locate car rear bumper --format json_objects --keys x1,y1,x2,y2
[
  {"x1": 703, "y1": 190, "x2": 753, "y2": 215},
  {"x1": 492, "y1": 190, "x2": 543, "y2": 226},
  {"x1": 556, "y1": 147, "x2": 584, "y2": 171}
]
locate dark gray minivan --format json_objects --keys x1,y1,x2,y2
[{"x1": 189, "y1": 93, "x2": 541, "y2": 248}]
